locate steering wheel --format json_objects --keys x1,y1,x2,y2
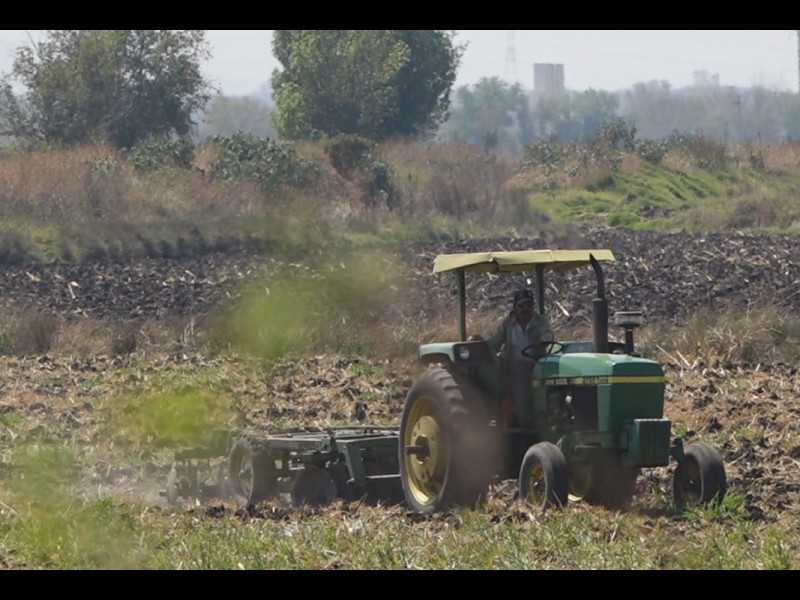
[
  {"x1": 543, "y1": 341, "x2": 563, "y2": 354},
  {"x1": 522, "y1": 341, "x2": 564, "y2": 359}
]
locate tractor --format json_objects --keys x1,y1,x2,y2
[{"x1": 399, "y1": 248, "x2": 727, "y2": 514}]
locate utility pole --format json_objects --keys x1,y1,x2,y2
[
  {"x1": 797, "y1": 31, "x2": 800, "y2": 93},
  {"x1": 505, "y1": 31, "x2": 518, "y2": 85}
]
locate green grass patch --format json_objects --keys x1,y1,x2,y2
[
  {"x1": 102, "y1": 385, "x2": 233, "y2": 449},
  {"x1": 210, "y1": 248, "x2": 400, "y2": 362}
]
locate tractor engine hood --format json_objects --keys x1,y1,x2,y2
[{"x1": 537, "y1": 353, "x2": 664, "y2": 381}]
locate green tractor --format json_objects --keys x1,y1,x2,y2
[{"x1": 399, "y1": 249, "x2": 727, "y2": 514}]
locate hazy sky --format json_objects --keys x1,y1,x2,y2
[{"x1": 1, "y1": 30, "x2": 797, "y2": 96}]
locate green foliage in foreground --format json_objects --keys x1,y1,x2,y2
[
  {"x1": 210, "y1": 248, "x2": 399, "y2": 360},
  {"x1": 0, "y1": 492, "x2": 796, "y2": 569},
  {"x1": 0, "y1": 439, "x2": 794, "y2": 570}
]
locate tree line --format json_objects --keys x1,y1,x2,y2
[
  {"x1": 439, "y1": 77, "x2": 800, "y2": 155},
  {"x1": 0, "y1": 30, "x2": 461, "y2": 150},
  {"x1": 2, "y1": 30, "x2": 799, "y2": 157}
]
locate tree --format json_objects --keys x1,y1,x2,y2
[
  {"x1": 531, "y1": 94, "x2": 573, "y2": 139},
  {"x1": 532, "y1": 89, "x2": 620, "y2": 141},
  {"x1": 623, "y1": 80, "x2": 678, "y2": 140},
  {"x1": 438, "y1": 77, "x2": 532, "y2": 154},
  {"x1": 270, "y1": 30, "x2": 463, "y2": 141},
  {"x1": 0, "y1": 30, "x2": 213, "y2": 149},
  {"x1": 571, "y1": 89, "x2": 620, "y2": 136}
]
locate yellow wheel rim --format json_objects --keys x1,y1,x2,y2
[
  {"x1": 403, "y1": 396, "x2": 447, "y2": 506},
  {"x1": 523, "y1": 462, "x2": 547, "y2": 507}
]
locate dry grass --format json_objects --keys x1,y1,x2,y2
[
  {"x1": 0, "y1": 139, "x2": 558, "y2": 264},
  {"x1": 0, "y1": 145, "x2": 117, "y2": 222},
  {"x1": 637, "y1": 303, "x2": 800, "y2": 366},
  {"x1": 0, "y1": 307, "x2": 208, "y2": 359},
  {"x1": 379, "y1": 139, "x2": 524, "y2": 218},
  {"x1": 736, "y1": 141, "x2": 800, "y2": 171}
]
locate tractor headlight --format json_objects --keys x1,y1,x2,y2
[{"x1": 457, "y1": 346, "x2": 471, "y2": 361}]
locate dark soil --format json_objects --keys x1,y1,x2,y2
[{"x1": 5, "y1": 227, "x2": 800, "y2": 325}]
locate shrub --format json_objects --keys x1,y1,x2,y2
[
  {"x1": 521, "y1": 136, "x2": 567, "y2": 174},
  {"x1": 207, "y1": 133, "x2": 318, "y2": 193},
  {"x1": 0, "y1": 308, "x2": 60, "y2": 356},
  {"x1": 665, "y1": 132, "x2": 729, "y2": 170},
  {"x1": 128, "y1": 135, "x2": 195, "y2": 172},
  {"x1": 636, "y1": 139, "x2": 669, "y2": 165},
  {"x1": 326, "y1": 135, "x2": 374, "y2": 178},
  {"x1": 325, "y1": 135, "x2": 400, "y2": 210}
]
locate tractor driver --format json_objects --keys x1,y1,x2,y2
[{"x1": 472, "y1": 289, "x2": 554, "y2": 428}]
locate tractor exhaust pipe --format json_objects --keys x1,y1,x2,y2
[{"x1": 590, "y1": 254, "x2": 608, "y2": 353}]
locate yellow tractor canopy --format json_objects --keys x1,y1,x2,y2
[
  {"x1": 432, "y1": 249, "x2": 616, "y2": 341},
  {"x1": 433, "y1": 249, "x2": 616, "y2": 274}
]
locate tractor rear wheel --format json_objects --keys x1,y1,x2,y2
[
  {"x1": 673, "y1": 442, "x2": 727, "y2": 510},
  {"x1": 518, "y1": 442, "x2": 569, "y2": 510},
  {"x1": 228, "y1": 437, "x2": 276, "y2": 507},
  {"x1": 399, "y1": 366, "x2": 499, "y2": 515}
]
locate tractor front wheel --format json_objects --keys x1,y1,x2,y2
[
  {"x1": 673, "y1": 442, "x2": 727, "y2": 510},
  {"x1": 518, "y1": 442, "x2": 569, "y2": 510},
  {"x1": 400, "y1": 366, "x2": 499, "y2": 515}
]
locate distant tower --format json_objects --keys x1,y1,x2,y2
[{"x1": 505, "y1": 31, "x2": 518, "y2": 84}]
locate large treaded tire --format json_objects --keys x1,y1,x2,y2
[
  {"x1": 227, "y1": 436, "x2": 276, "y2": 507},
  {"x1": 673, "y1": 441, "x2": 727, "y2": 510},
  {"x1": 399, "y1": 366, "x2": 500, "y2": 515}
]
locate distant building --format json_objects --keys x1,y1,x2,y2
[{"x1": 533, "y1": 63, "x2": 565, "y2": 100}]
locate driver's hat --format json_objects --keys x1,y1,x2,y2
[{"x1": 513, "y1": 289, "x2": 534, "y2": 306}]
